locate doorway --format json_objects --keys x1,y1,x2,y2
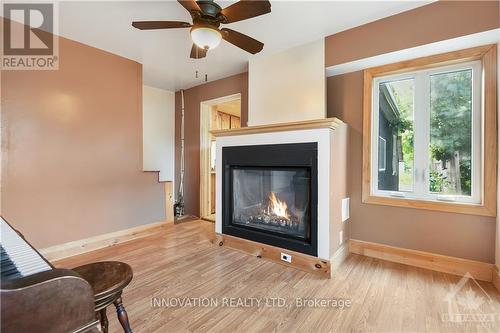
[{"x1": 200, "y1": 94, "x2": 241, "y2": 221}]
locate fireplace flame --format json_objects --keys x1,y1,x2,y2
[{"x1": 268, "y1": 192, "x2": 290, "y2": 220}]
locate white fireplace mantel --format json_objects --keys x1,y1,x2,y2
[{"x1": 212, "y1": 118, "x2": 348, "y2": 262}]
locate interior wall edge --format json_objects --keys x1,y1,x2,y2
[{"x1": 174, "y1": 72, "x2": 248, "y2": 217}]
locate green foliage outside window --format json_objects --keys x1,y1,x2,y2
[
  {"x1": 429, "y1": 170, "x2": 446, "y2": 192},
  {"x1": 384, "y1": 69, "x2": 472, "y2": 196},
  {"x1": 387, "y1": 80, "x2": 414, "y2": 188},
  {"x1": 430, "y1": 70, "x2": 472, "y2": 196}
]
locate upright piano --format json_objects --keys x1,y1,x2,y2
[{"x1": 1, "y1": 216, "x2": 101, "y2": 333}]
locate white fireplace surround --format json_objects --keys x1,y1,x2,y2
[{"x1": 213, "y1": 119, "x2": 348, "y2": 261}]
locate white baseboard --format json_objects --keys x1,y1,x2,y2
[{"x1": 331, "y1": 242, "x2": 350, "y2": 271}]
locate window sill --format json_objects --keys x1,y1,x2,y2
[{"x1": 362, "y1": 194, "x2": 496, "y2": 217}]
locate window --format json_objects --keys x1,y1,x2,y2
[
  {"x1": 363, "y1": 45, "x2": 497, "y2": 216},
  {"x1": 372, "y1": 62, "x2": 481, "y2": 203}
]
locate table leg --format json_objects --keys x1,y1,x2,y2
[
  {"x1": 114, "y1": 296, "x2": 132, "y2": 333},
  {"x1": 99, "y1": 308, "x2": 109, "y2": 333}
]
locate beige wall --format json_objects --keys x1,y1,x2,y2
[
  {"x1": 329, "y1": 124, "x2": 349, "y2": 254},
  {"x1": 248, "y1": 39, "x2": 326, "y2": 125},
  {"x1": 174, "y1": 73, "x2": 248, "y2": 217},
  {"x1": 143, "y1": 85, "x2": 175, "y2": 182},
  {"x1": 1, "y1": 36, "x2": 165, "y2": 248},
  {"x1": 325, "y1": 1, "x2": 499, "y2": 263}
]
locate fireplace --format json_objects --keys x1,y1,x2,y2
[{"x1": 222, "y1": 143, "x2": 318, "y2": 256}]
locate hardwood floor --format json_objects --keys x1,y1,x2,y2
[{"x1": 56, "y1": 221, "x2": 500, "y2": 333}]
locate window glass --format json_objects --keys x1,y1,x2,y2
[
  {"x1": 368, "y1": 58, "x2": 484, "y2": 208},
  {"x1": 429, "y1": 69, "x2": 472, "y2": 197},
  {"x1": 377, "y1": 79, "x2": 414, "y2": 192}
]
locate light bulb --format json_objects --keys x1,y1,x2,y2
[{"x1": 190, "y1": 27, "x2": 222, "y2": 50}]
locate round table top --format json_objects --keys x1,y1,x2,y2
[{"x1": 73, "y1": 261, "x2": 133, "y2": 300}]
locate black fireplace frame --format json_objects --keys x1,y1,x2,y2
[{"x1": 222, "y1": 142, "x2": 318, "y2": 256}]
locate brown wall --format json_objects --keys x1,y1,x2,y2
[
  {"x1": 325, "y1": 1, "x2": 500, "y2": 67},
  {"x1": 175, "y1": 73, "x2": 248, "y2": 217},
  {"x1": 1, "y1": 35, "x2": 165, "y2": 248},
  {"x1": 325, "y1": 1, "x2": 499, "y2": 263}
]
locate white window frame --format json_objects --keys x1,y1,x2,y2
[
  {"x1": 371, "y1": 60, "x2": 482, "y2": 204},
  {"x1": 378, "y1": 136, "x2": 386, "y2": 172}
]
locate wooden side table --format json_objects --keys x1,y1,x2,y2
[{"x1": 73, "y1": 261, "x2": 133, "y2": 333}]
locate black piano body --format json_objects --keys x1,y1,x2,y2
[{"x1": 1, "y1": 216, "x2": 100, "y2": 332}]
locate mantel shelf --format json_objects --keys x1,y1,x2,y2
[{"x1": 210, "y1": 118, "x2": 344, "y2": 137}]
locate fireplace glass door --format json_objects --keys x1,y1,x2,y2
[
  {"x1": 222, "y1": 142, "x2": 318, "y2": 256},
  {"x1": 232, "y1": 167, "x2": 311, "y2": 241}
]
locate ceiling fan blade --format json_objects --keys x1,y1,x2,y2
[
  {"x1": 190, "y1": 44, "x2": 207, "y2": 59},
  {"x1": 132, "y1": 21, "x2": 191, "y2": 30},
  {"x1": 220, "y1": 0, "x2": 271, "y2": 24},
  {"x1": 221, "y1": 28, "x2": 263, "y2": 54},
  {"x1": 178, "y1": 0, "x2": 201, "y2": 13}
]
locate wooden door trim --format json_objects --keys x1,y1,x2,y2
[{"x1": 199, "y1": 93, "x2": 242, "y2": 219}]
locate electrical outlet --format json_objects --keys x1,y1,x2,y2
[
  {"x1": 280, "y1": 252, "x2": 292, "y2": 263},
  {"x1": 339, "y1": 230, "x2": 343, "y2": 246},
  {"x1": 342, "y1": 198, "x2": 350, "y2": 222}
]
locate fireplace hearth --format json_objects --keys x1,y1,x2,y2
[{"x1": 222, "y1": 143, "x2": 318, "y2": 256}]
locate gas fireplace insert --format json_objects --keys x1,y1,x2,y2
[{"x1": 222, "y1": 143, "x2": 318, "y2": 256}]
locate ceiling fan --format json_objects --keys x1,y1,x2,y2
[{"x1": 132, "y1": 0, "x2": 271, "y2": 59}]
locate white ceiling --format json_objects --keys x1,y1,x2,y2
[{"x1": 57, "y1": 1, "x2": 431, "y2": 91}]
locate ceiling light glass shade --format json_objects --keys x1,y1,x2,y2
[{"x1": 190, "y1": 27, "x2": 222, "y2": 50}]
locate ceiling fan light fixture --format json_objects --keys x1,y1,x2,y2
[
  {"x1": 190, "y1": 26, "x2": 222, "y2": 50},
  {"x1": 132, "y1": 0, "x2": 271, "y2": 59}
]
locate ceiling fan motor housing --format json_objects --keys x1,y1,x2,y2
[{"x1": 196, "y1": 0, "x2": 222, "y2": 18}]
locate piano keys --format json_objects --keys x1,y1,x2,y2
[
  {"x1": 1, "y1": 245, "x2": 22, "y2": 279},
  {"x1": 1, "y1": 218, "x2": 51, "y2": 279},
  {"x1": 1, "y1": 216, "x2": 101, "y2": 333}
]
